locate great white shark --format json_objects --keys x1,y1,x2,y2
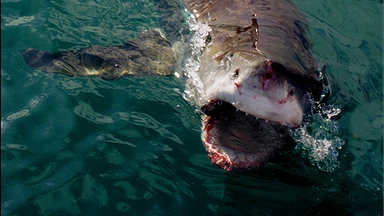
[{"x1": 21, "y1": 0, "x2": 329, "y2": 171}]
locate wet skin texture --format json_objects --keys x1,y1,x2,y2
[{"x1": 22, "y1": 0, "x2": 328, "y2": 171}]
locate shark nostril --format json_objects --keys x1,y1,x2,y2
[{"x1": 233, "y1": 68, "x2": 239, "y2": 77}]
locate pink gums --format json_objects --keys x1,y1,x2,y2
[
  {"x1": 262, "y1": 61, "x2": 277, "y2": 91},
  {"x1": 202, "y1": 116, "x2": 267, "y2": 171}
]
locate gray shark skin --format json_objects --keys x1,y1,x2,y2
[{"x1": 21, "y1": 0, "x2": 328, "y2": 171}]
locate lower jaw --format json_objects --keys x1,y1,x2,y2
[
  {"x1": 202, "y1": 116, "x2": 269, "y2": 171},
  {"x1": 203, "y1": 140, "x2": 268, "y2": 171},
  {"x1": 201, "y1": 110, "x2": 294, "y2": 171}
]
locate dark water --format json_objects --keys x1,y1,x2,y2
[{"x1": 1, "y1": 0, "x2": 383, "y2": 215}]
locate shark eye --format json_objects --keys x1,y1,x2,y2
[
  {"x1": 233, "y1": 68, "x2": 239, "y2": 77},
  {"x1": 265, "y1": 72, "x2": 273, "y2": 79},
  {"x1": 288, "y1": 87, "x2": 295, "y2": 96},
  {"x1": 271, "y1": 62, "x2": 286, "y2": 73}
]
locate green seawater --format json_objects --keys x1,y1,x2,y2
[{"x1": 1, "y1": 0, "x2": 383, "y2": 215}]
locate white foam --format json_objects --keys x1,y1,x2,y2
[
  {"x1": 292, "y1": 105, "x2": 344, "y2": 172},
  {"x1": 182, "y1": 13, "x2": 211, "y2": 107}
]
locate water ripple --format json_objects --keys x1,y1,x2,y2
[{"x1": 3, "y1": 93, "x2": 48, "y2": 122}]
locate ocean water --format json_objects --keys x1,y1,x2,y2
[{"x1": 1, "y1": 0, "x2": 383, "y2": 215}]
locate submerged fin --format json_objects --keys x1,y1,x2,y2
[{"x1": 21, "y1": 29, "x2": 178, "y2": 79}]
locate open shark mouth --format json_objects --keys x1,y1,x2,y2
[{"x1": 201, "y1": 100, "x2": 295, "y2": 171}]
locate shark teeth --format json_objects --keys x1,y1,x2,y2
[{"x1": 202, "y1": 116, "x2": 268, "y2": 171}]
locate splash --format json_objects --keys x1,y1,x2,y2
[
  {"x1": 291, "y1": 104, "x2": 344, "y2": 172},
  {"x1": 182, "y1": 11, "x2": 211, "y2": 107}
]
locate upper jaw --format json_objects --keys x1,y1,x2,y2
[{"x1": 204, "y1": 92, "x2": 304, "y2": 127}]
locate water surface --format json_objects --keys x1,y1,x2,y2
[{"x1": 1, "y1": 0, "x2": 383, "y2": 215}]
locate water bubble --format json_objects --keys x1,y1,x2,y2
[{"x1": 292, "y1": 105, "x2": 345, "y2": 172}]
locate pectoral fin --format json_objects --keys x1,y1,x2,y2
[{"x1": 21, "y1": 29, "x2": 179, "y2": 79}]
